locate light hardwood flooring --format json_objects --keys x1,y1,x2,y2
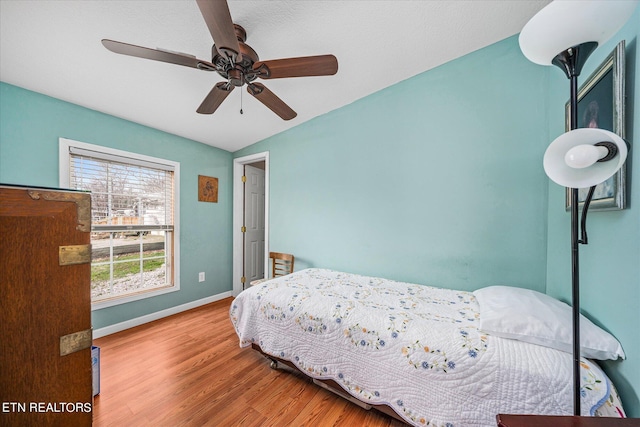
[{"x1": 93, "y1": 297, "x2": 406, "y2": 426}]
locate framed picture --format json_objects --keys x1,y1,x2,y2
[
  {"x1": 564, "y1": 40, "x2": 626, "y2": 211},
  {"x1": 198, "y1": 175, "x2": 218, "y2": 203}
]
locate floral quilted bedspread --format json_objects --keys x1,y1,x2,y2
[{"x1": 229, "y1": 269, "x2": 615, "y2": 426}]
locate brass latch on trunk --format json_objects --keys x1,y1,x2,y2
[
  {"x1": 60, "y1": 329, "x2": 92, "y2": 356},
  {"x1": 59, "y1": 244, "x2": 91, "y2": 266}
]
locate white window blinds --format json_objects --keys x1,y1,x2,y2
[{"x1": 69, "y1": 147, "x2": 174, "y2": 230}]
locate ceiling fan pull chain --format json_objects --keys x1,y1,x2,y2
[{"x1": 240, "y1": 88, "x2": 243, "y2": 115}]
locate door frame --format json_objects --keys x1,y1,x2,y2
[{"x1": 233, "y1": 151, "x2": 269, "y2": 296}]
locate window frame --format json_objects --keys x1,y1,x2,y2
[{"x1": 59, "y1": 138, "x2": 180, "y2": 310}]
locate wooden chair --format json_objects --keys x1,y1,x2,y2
[
  {"x1": 249, "y1": 252, "x2": 294, "y2": 287},
  {"x1": 270, "y1": 252, "x2": 294, "y2": 278}
]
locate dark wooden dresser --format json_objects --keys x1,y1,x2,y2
[{"x1": 1, "y1": 184, "x2": 93, "y2": 426}]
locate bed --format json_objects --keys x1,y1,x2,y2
[{"x1": 229, "y1": 268, "x2": 627, "y2": 426}]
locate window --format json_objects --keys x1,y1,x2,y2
[{"x1": 60, "y1": 138, "x2": 180, "y2": 308}]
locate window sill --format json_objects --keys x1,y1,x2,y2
[{"x1": 91, "y1": 284, "x2": 180, "y2": 310}]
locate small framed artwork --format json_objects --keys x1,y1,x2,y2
[
  {"x1": 198, "y1": 175, "x2": 218, "y2": 203},
  {"x1": 564, "y1": 40, "x2": 626, "y2": 211}
]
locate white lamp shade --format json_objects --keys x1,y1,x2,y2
[
  {"x1": 519, "y1": 0, "x2": 639, "y2": 65},
  {"x1": 544, "y1": 128, "x2": 627, "y2": 188}
]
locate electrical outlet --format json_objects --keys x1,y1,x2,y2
[{"x1": 198, "y1": 272, "x2": 205, "y2": 282}]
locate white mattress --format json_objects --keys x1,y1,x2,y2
[{"x1": 230, "y1": 269, "x2": 617, "y2": 426}]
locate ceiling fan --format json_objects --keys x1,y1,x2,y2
[{"x1": 102, "y1": 0, "x2": 338, "y2": 121}]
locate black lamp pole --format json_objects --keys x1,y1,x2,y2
[{"x1": 551, "y1": 41, "x2": 598, "y2": 416}]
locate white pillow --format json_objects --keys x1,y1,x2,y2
[{"x1": 473, "y1": 286, "x2": 625, "y2": 360}]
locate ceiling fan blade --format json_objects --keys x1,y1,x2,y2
[
  {"x1": 102, "y1": 39, "x2": 216, "y2": 70},
  {"x1": 253, "y1": 55, "x2": 338, "y2": 79},
  {"x1": 247, "y1": 83, "x2": 297, "y2": 121},
  {"x1": 195, "y1": 0, "x2": 241, "y2": 63},
  {"x1": 197, "y1": 82, "x2": 234, "y2": 114}
]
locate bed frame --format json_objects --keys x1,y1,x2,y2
[{"x1": 251, "y1": 343, "x2": 409, "y2": 424}]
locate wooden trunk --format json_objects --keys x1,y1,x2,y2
[{"x1": 0, "y1": 185, "x2": 93, "y2": 426}]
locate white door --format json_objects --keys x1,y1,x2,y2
[{"x1": 243, "y1": 164, "x2": 265, "y2": 284}]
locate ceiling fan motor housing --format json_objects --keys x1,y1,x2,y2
[{"x1": 212, "y1": 24, "x2": 259, "y2": 86}]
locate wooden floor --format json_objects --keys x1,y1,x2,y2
[{"x1": 93, "y1": 297, "x2": 406, "y2": 426}]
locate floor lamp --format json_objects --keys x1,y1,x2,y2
[{"x1": 519, "y1": 0, "x2": 636, "y2": 416}]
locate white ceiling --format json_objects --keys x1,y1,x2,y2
[{"x1": 0, "y1": 0, "x2": 550, "y2": 152}]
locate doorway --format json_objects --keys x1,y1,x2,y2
[{"x1": 233, "y1": 152, "x2": 269, "y2": 296}]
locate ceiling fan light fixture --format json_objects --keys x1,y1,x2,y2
[{"x1": 227, "y1": 69, "x2": 244, "y2": 87}]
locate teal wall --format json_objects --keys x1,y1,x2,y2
[
  {"x1": 545, "y1": 7, "x2": 640, "y2": 416},
  {"x1": 0, "y1": 82, "x2": 234, "y2": 329},
  {"x1": 235, "y1": 36, "x2": 550, "y2": 292}
]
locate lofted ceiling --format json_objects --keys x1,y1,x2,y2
[{"x1": 0, "y1": 0, "x2": 550, "y2": 152}]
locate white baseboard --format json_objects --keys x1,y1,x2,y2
[{"x1": 93, "y1": 291, "x2": 233, "y2": 339}]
